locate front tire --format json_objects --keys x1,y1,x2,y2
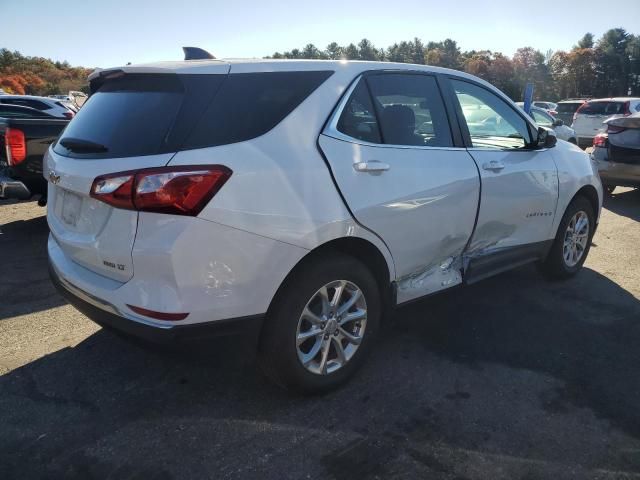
[
  {"x1": 540, "y1": 196, "x2": 595, "y2": 279},
  {"x1": 258, "y1": 253, "x2": 381, "y2": 394}
]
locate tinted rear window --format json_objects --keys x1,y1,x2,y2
[
  {"x1": 55, "y1": 74, "x2": 225, "y2": 159},
  {"x1": 184, "y1": 71, "x2": 333, "y2": 149},
  {"x1": 579, "y1": 101, "x2": 627, "y2": 115},
  {"x1": 557, "y1": 102, "x2": 583, "y2": 114},
  {"x1": 54, "y1": 71, "x2": 332, "y2": 159}
]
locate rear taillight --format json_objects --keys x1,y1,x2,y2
[
  {"x1": 607, "y1": 124, "x2": 627, "y2": 134},
  {"x1": 90, "y1": 165, "x2": 232, "y2": 216},
  {"x1": 5, "y1": 128, "x2": 26, "y2": 165},
  {"x1": 593, "y1": 134, "x2": 608, "y2": 148},
  {"x1": 549, "y1": 110, "x2": 558, "y2": 116},
  {"x1": 63, "y1": 111, "x2": 74, "y2": 119}
]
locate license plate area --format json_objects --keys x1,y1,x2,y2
[{"x1": 60, "y1": 189, "x2": 83, "y2": 227}]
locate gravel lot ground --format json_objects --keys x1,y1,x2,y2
[{"x1": 1, "y1": 189, "x2": 640, "y2": 480}]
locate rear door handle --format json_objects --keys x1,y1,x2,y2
[
  {"x1": 482, "y1": 160, "x2": 505, "y2": 172},
  {"x1": 353, "y1": 161, "x2": 390, "y2": 173}
]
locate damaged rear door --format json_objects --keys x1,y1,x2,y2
[{"x1": 319, "y1": 72, "x2": 480, "y2": 303}]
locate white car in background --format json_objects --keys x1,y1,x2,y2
[
  {"x1": 572, "y1": 97, "x2": 640, "y2": 148},
  {"x1": 0, "y1": 95, "x2": 75, "y2": 119},
  {"x1": 517, "y1": 103, "x2": 577, "y2": 144},
  {"x1": 46, "y1": 53, "x2": 602, "y2": 392}
]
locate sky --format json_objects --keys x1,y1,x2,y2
[{"x1": 1, "y1": 0, "x2": 639, "y2": 68}]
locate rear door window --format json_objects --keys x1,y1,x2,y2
[
  {"x1": 337, "y1": 80, "x2": 381, "y2": 144},
  {"x1": 366, "y1": 73, "x2": 453, "y2": 147}
]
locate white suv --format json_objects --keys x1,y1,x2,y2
[
  {"x1": 46, "y1": 55, "x2": 602, "y2": 392},
  {"x1": 572, "y1": 97, "x2": 640, "y2": 148}
]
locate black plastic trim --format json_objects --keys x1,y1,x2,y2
[{"x1": 50, "y1": 262, "x2": 264, "y2": 344}]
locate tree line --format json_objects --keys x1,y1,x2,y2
[
  {"x1": 270, "y1": 28, "x2": 640, "y2": 101},
  {"x1": 1, "y1": 28, "x2": 638, "y2": 101},
  {"x1": 0, "y1": 49, "x2": 92, "y2": 96}
]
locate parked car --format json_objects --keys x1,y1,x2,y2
[
  {"x1": 591, "y1": 112, "x2": 640, "y2": 193},
  {"x1": 572, "y1": 97, "x2": 640, "y2": 148},
  {"x1": 0, "y1": 116, "x2": 69, "y2": 201},
  {"x1": 0, "y1": 95, "x2": 75, "y2": 119},
  {"x1": 556, "y1": 99, "x2": 587, "y2": 127},
  {"x1": 0, "y1": 104, "x2": 58, "y2": 119},
  {"x1": 533, "y1": 101, "x2": 558, "y2": 115},
  {"x1": 46, "y1": 55, "x2": 602, "y2": 393},
  {"x1": 516, "y1": 104, "x2": 577, "y2": 144},
  {"x1": 49, "y1": 92, "x2": 87, "y2": 110}
]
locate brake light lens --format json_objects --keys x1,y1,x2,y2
[
  {"x1": 5, "y1": 128, "x2": 26, "y2": 165},
  {"x1": 63, "y1": 111, "x2": 74, "y2": 119},
  {"x1": 90, "y1": 165, "x2": 232, "y2": 216},
  {"x1": 593, "y1": 134, "x2": 608, "y2": 148},
  {"x1": 549, "y1": 110, "x2": 558, "y2": 116}
]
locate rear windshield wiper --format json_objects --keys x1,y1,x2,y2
[{"x1": 59, "y1": 137, "x2": 108, "y2": 153}]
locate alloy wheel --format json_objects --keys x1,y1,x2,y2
[
  {"x1": 295, "y1": 280, "x2": 367, "y2": 375},
  {"x1": 563, "y1": 210, "x2": 590, "y2": 267}
]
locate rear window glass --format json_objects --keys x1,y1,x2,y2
[
  {"x1": 557, "y1": 102, "x2": 583, "y2": 114},
  {"x1": 54, "y1": 74, "x2": 226, "y2": 159},
  {"x1": 579, "y1": 101, "x2": 627, "y2": 115},
  {"x1": 55, "y1": 71, "x2": 332, "y2": 158},
  {"x1": 184, "y1": 71, "x2": 333, "y2": 149}
]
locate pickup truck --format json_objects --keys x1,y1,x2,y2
[{"x1": 0, "y1": 117, "x2": 69, "y2": 203}]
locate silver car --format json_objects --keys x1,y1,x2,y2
[{"x1": 591, "y1": 113, "x2": 640, "y2": 193}]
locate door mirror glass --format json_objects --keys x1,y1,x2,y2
[{"x1": 537, "y1": 127, "x2": 557, "y2": 148}]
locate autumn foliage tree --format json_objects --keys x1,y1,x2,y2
[
  {"x1": 270, "y1": 28, "x2": 640, "y2": 101},
  {"x1": 0, "y1": 48, "x2": 92, "y2": 95}
]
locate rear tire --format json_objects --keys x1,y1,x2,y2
[
  {"x1": 540, "y1": 196, "x2": 594, "y2": 279},
  {"x1": 258, "y1": 253, "x2": 381, "y2": 394}
]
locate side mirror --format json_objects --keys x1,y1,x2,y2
[
  {"x1": 552, "y1": 118, "x2": 563, "y2": 127},
  {"x1": 537, "y1": 127, "x2": 557, "y2": 148}
]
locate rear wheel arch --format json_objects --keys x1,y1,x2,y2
[{"x1": 266, "y1": 237, "x2": 394, "y2": 321}]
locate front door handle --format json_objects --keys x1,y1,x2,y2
[
  {"x1": 482, "y1": 160, "x2": 505, "y2": 172},
  {"x1": 353, "y1": 161, "x2": 390, "y2": 173}
]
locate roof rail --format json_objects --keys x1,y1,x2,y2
[{"x1": 183, "y1": 47, "x2": 216, "y2": 60}]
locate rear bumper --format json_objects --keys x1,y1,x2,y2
[
  {"x1": 49, "y1": 259, "x2": 264, "y2": 344},
  {"x1": 593, "y1": 150, "x2": 640, "y2": 188},
  {"x1": 0, "y1": 174, "x2": 31, "y2": 200}
]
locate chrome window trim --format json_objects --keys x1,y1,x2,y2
[{"x1": 323, "y1": 74, "x2": 466, "y2": 152}]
